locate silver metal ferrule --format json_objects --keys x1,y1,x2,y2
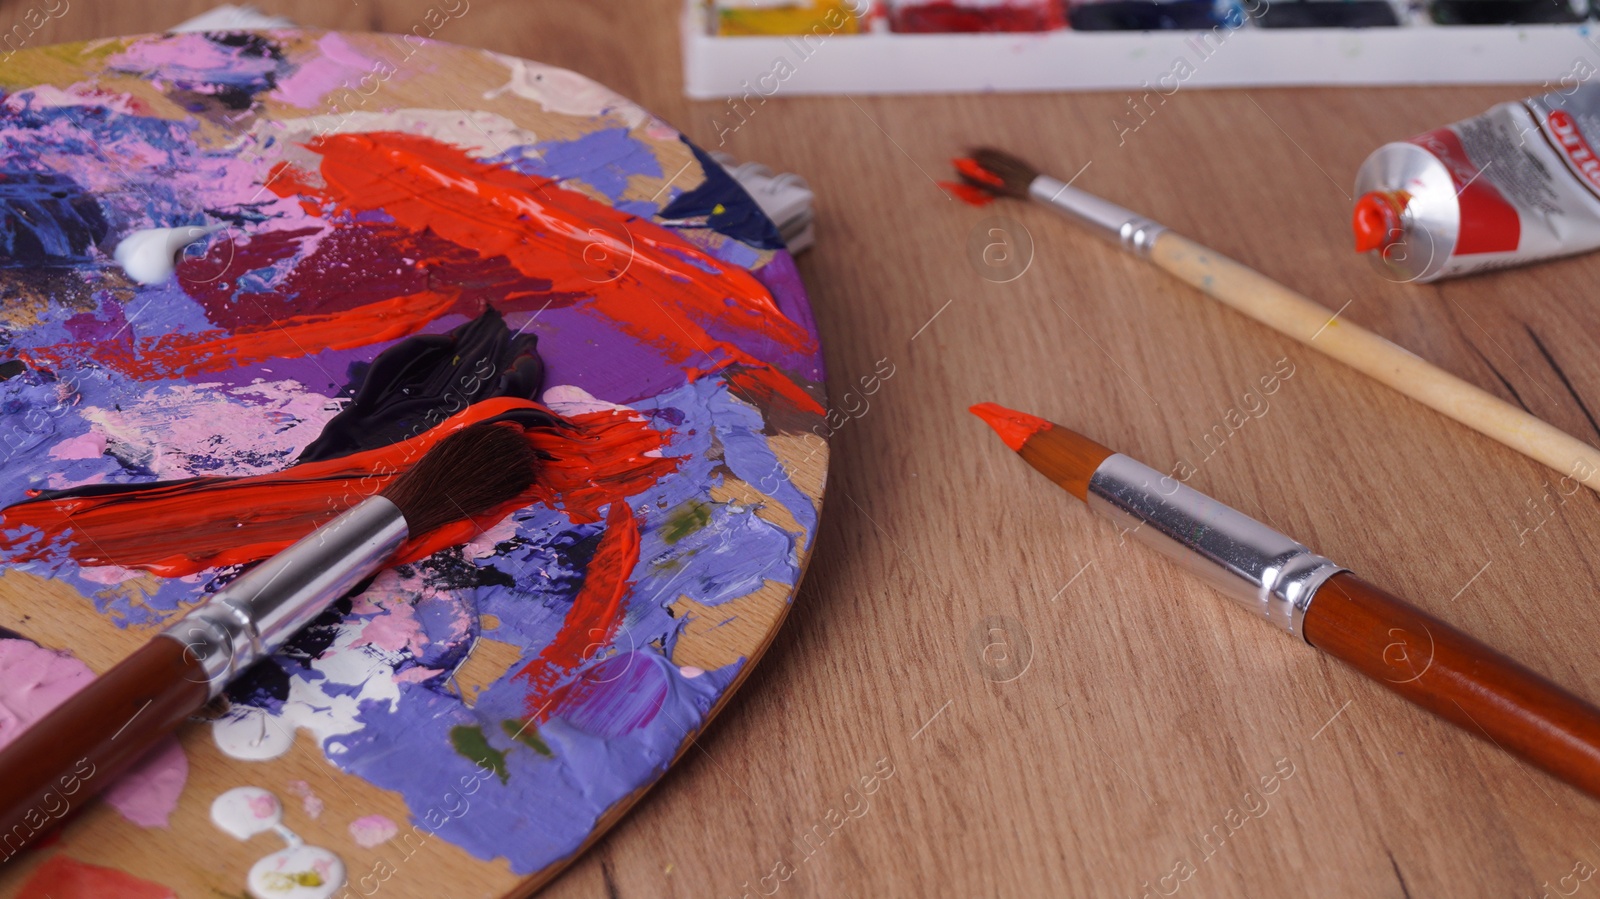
[
  {"x1": 1029, "y1": 175, "x2": 1168, "y2": 257},
  {"x1": 162, "y1": 496, "x2": 409, "y2": 695},
  {"x1": 1085, "y1": 454, "x2": 1344, "y2": 641}
]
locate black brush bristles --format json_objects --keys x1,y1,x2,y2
[
  {"x1": 380, "y1": 421, "x2": 538, "y2": 535},
  {"x1": 960, "y1": 148, "x2": 1040, "y2": 200}
]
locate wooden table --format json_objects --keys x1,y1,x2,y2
[{"x1": 21, "y1": 2, "x2": 1600, "y2": 896}]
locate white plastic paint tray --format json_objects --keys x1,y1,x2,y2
[{"x1": 683, "y1": 0, "x2": 1600, "y2": 96}]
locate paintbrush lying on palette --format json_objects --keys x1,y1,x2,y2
[
  {"x1": 954, "y1": 149, "x2": 1600, "y2": 496},
  {"x1": 0, "y1": 421, "x2": 539, "y2": 854},
  {"x1": 972, "y1": 402, "x2": 1600, "y2": 798}
]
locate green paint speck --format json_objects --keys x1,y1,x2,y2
[
  {"x1": 450, "y1": 724, "x2": 509, "y2": 783},
  {"x1": 502, "y1": 718, "x2": 555, "y2": 757},
  {"x1": 661, "y1": 500, "x2": 712, "y2": 544}
]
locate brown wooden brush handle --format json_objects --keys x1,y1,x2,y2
[
  {"x1": 0, "y1": 635, "x2": 207, "y2": 862},
  {"x1": 1304, "y1": 572, "x2": 1600, "y2": 798}
]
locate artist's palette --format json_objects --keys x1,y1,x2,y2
[{"x1": 0, "y1": 31, "x2": 825, "y2": 898}]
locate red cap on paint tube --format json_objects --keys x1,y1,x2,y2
[{"x1": 1352, "y1": 190, "x2": 1409, "y2": 254}]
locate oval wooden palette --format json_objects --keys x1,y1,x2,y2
[{"x1": 0, "y1": 30, "x2": 826, "y2": 899}]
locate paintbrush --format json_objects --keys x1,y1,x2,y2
[
  {"x1": 0, "y1": 420, "x2": 539, "y2": 855},
  {"x1": 971, "y1": 401, "x2": 1600, "y2": 798},
  {"x1": 956, "y1": 148, "x2": 1600, "y2": 497}
]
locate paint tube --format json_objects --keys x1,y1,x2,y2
[{"x1": 1352, "y1": 80, "x2": 1600, "y2": 282}]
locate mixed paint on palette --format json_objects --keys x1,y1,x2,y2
[{"x1": 0, "y1": 29, "x2": 824, "y2": 891}]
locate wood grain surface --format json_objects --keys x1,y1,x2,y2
[{"x1": 11, "y1": 1, "x2": 1600, "y2": 897}]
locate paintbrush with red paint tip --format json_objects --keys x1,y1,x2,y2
[
  {"x1": 955, "y1": 148, "x2": 1600, "y2": 497},
  {"x1": 970, "y1": 401, "x2": 1600, "y2": 799},
  {"x1": 0, "y1": 421, "x2": 539, "y2": 857}
]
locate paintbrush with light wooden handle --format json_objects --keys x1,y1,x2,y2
[
  {"x1": 972, "y1": 401, "x2": 1600, "y2": 799},
  {"x1": 957, "y1": 148, "x2": 1600, "y2": 496}
]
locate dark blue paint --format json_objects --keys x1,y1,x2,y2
[{"x1": 660, "y1": 140, "x2": 784, "y2": 251}]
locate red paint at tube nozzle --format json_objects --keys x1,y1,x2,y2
[{"x1": 1354, "y1": 84, "x2": 1600, "y2": 282}]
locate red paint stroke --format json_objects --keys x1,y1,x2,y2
[
  {"x1": 20, "y1": 289, "x2": 460, "y2": 381},
  {"x1": 953, "y1": 157, "x2": 1003, "y2": 189},
  {"x1": 513, "y1": 501, "x2": 639, "y2": 714},
  {"x1": 523, "y1": 412, "x2": 677, "y2": 526},
  {"x1": 176, "y1": 224, "x2": 541, "y2": 331},
  {"x1": 18, "y1": 136, "x2": 818, "y2": 411},
  {"x1": 939, "y1": 181, "x2": 995, "y2": 207},
  {"x1": 0, "y1": 398, "x2": 676, "y2": 578},
  {"x1": 723, "y1": 364, "x2": 830, "y2": 417},
  {"x1": 17, "y1": 855, "x2": 176, "y2": 899},
  {"x1": 289, "y1": 132, "x2": 822, "y2": 413},
  {"x1": 969, "y1": 402, "x2": 1051, "y2": 451}
]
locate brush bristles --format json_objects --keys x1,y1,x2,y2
[
  {"x1": 380, "y1": 421, "x2": 538, "y2": 535},
  {"x1": 961, "y1": 148, "x2": 1040, "y2": 200}
]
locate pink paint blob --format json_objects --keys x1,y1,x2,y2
[
  {"x1": 0, "y1": 639, "x2": 189, "y2": 828},
  {"x1": 274, "y1": 32, "x2": 381, "y2": 109},
  {"x1": 107, "y1": 33, "x2": 278, "y2": 88},
  {"x1": 351, "y1": 594, "x2": 428, "y2": 655},
  {"x1": 74, "y1": 564, "x2": 144, "y2": 586},
  {"x1": 48, "y1": 431, "x2": 106, "y2": 461},
  {"x1": 102, "y1": 737, "x2": 188, "y2": 828},
  {"x1": 348, "y1": 814, "x2": 399, "y2": 848},
  {"x1": 249, "y1": 792, "x2": 279, "y2": 819},
  {"x1": 288, "y1": 779, "x2": 325, "y2": 819},
  {"x1": 0, "y1": 638, "x2": 93, "y2": 737}
]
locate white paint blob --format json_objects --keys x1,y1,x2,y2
[
  {"x1": 542, "y1": 384, "x2": 630, "y2": 416},
  {"x1": 114, "y1": 224, "x2": 224, "y2": 285},
  {"x1": 210, "y1": 786, "x2": 283, "y2": 840},
  {"x1": 213, "y1": 706, "x2": 296, "y2": 760},
  {"x1": 211, "y1": 786, "x2": 345, "y2": 899},
  {"x1": 255, "y1": 108, "x2": 539, "y2": 163},
  {"x1": 249, "y1": 843, "x2": 345, "y2": 899},
  {"x1": 483, "y1": 56, "x2": 646, "y2": 127}
]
